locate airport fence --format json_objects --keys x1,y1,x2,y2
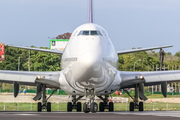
[
  {"x1": 0, "y1": 89, "x2": 68, "y2": 95},
  {"x1": 0, "y1": 89, "x2": 180, "y2": 96}
]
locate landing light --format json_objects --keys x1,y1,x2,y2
[
  {"x1": 37, "y1": 76, "x2": 41, "y2": 80},
  {"x1": 139, "y1": 75, "x2": 144, "y2": 80}
]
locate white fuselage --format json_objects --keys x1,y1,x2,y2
[{"x1": 59, "y1": 23, "x2": 121, "y2": 95}]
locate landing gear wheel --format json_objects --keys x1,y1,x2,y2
[
  {"x1": 38, "y1": 102, "x2": 42, "y2": 112},
  {"x1": 83, "y1": 102, "x2": 90, "y2": 113},
  {"x1": 139, "y1": 102, "x2": 144, "y2": 111},
  {"x1": 77, "y1": 102, "x2": 82, "y2": 112},
  {"x1": 99, "y1": 102, "x2": 104, "y2": 112},
  {"x1": 47, "y1": 102, "x2": 51, "y2": 112},
  {"x1": 109, "y1": 102, "x2": 114, "y2": 112},
  {"x1": 130, "y1": 102, "x2": 134, "y2": 111},
  {"x1": 67, "y1": 102, "x2": 72, "y2": 112},
  {"x1": 90, "y1": 102, "x2": 98, "y2": 113}
]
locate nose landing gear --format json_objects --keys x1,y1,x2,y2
[
  {"x1": 83, "y1": 88, "x2": 98, "y2": 113},
  {"x1": 83, "y1": 96, "x2": 98, "y2": 113}
]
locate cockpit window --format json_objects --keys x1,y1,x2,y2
[
  {"x1": 90, "y1": 31, "x2": 102, "y2": 36},
  {"x1": 78, "y1": 31, "x2": 89, "y2": 36},
  {"x1": 97, "y1": 31, "x2": 102, "y2": 36},
  {"x1": 78, "y1": 30, "x2": 102, "y2": 36},
  {"x1": 91, "y1": 31, "x2": 98, "y2": 35}
]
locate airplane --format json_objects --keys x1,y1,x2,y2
[{"x1": 0, "y1": 0, "x2": 179, "y2": 113}]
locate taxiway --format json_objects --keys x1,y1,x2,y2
[{"x1": 0, "y1": 111, "x2": 179, "y2": 120}]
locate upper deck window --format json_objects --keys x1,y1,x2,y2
[{"x1": 78, "y1": 30, "x2": 102, "y2": 36}]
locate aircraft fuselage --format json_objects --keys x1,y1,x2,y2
[{"x1": 60, "y1": 23, "x2": 120, "y2": 95}]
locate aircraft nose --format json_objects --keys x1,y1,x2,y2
[
  {"x1": 79, "y1": 51, "x2": 100, "y2": 70},
  {"x1": 71, "y1": 51, "x2": 102, "y2": 82}
]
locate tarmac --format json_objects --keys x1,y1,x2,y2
[{"x1": 0, "y1": 111, "x2": 180, "y2": 120}]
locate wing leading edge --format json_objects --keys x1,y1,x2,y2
[
  {"x1": 117, "y1": 45, "x2": 173, "y2": 55},
  {"x1": 0, "y1": 70, "x2": 61, "y2": 88},
  {"x1": 120, "y1": 70, "x2": 180, "y2": 89},
  {"x1": 8, "y1": 45, "x2": 63, "y2": 55}
]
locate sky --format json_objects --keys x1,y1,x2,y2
[{"x1": 1, "y1": 0, "x2": 180, "y2": 54}]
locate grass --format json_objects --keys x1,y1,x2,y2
[
  {"x1": 147, "y1": 94, "x2": 180, "y2": 98},
  {"x1": 111, "y1": 91, "x2": 180, "y2": 98},
  {"x1": 0, "y1": 102, "x2": 179, "y2": 111}
]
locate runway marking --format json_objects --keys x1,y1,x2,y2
[
  {"x1": 114, "y1": 111, "x2": 180, "y2": 118},
  {"x1": 16, "y1": 114, "x2": 37, "y2": 116}
]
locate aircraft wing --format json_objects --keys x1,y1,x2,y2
[
  {"x1": 0, "y1": 70, "x2": 61, "y2": 88},
  {"x1": 117, "y1": 45, "x2": 173, "y2": 55},
  {"x1": 8, "y1": 45, "x2": 63, "y2": 55},
  {"x1": 120, "y1": 70, "x2": 180, "y2": 89}
]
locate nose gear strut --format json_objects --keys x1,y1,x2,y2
[{"x1": 83, "y1": 87, "x2": 98, "y2": 113}]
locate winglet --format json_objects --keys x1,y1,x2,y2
[{"x1": 87, "y1": 0, "x2": 93, "y2": 23}]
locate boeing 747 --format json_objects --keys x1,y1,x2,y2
[{"x1": 1, "y1": 0, "x2": 178, "y2": 113}]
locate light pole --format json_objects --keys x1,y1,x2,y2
[
  {"x1": 18, "y1": 57, "x2": 20, "y2": 71},
  {"x1": 134, "y1": 59, "x2": 141, "y2": 71},
  {"x1": 28, "y1": 50, "x2": 30, "y2": 71}
]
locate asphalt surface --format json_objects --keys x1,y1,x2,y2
[{"x1": 0, "y1": 111, "x2": 180, "y2": 120}]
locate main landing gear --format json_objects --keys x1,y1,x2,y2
[
  {"x1": 98, "y1": 95, "x2": 114, "y2": 112},
  {"x1": 67, "y1": 95, "x2": 84, "y2": 112},
  {"x1": 67, "y1": 95, "x2": 114, "y2": 113},
  {"x1": 37, "y1": 84, "x2": 56, "y2": 112},
  {"x1": 125, "y1": 84, "x2": 147, "y2": 111},
  {"x1": 67, "y1": 88, "x2": 114, "y2": 113}
]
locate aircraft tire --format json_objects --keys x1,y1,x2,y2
[
  {"x1": 67, "y1": 102, "x2": 72, "y2": 112},
  {"x1": 130, "y1": 102, "x2": 134, "y2": 111},
  {"x1": 109, "y1": 102, "x2": 114, "y2": 112},
  {"x1": 83, "y1": 102, "x2": 90, "y2": 113},
  {"x1": 77, "y1": 102, "x2": 82, "y2": 112},
  {"x1": 99, "y1": 102, "x2": 104, "y2": 112},
  {"x1": 139, "y1": 102, "x2": 144, "y2": 111},
  {"x1": 90, "y1": 102, "x2": 98, "y2": 113},
  {"x1": 37, "y1": 102, "x2": 42, "y2": 112},
  {"x1": 47, "y1": 102, "x2": 51, "y2": 112}
]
